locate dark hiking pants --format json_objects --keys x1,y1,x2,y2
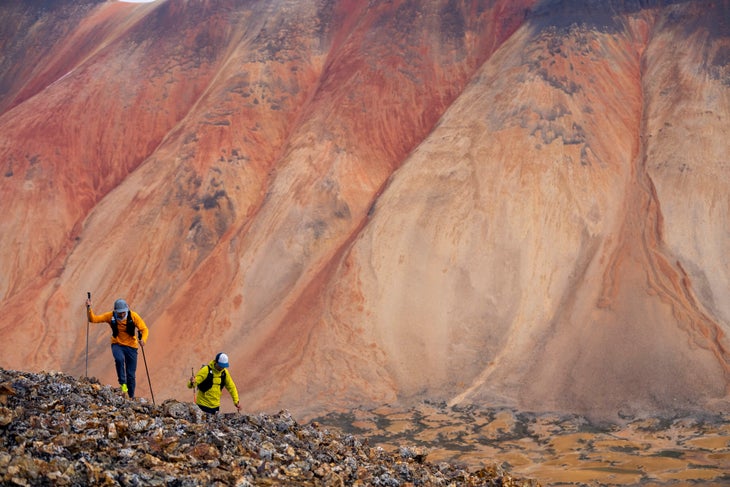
[
  {"x1": 111, "y1": 344, "x2": 138, "y2": 398},
  {"x1": 198, "y1": 404, "x2": 220, "y2": 415}
]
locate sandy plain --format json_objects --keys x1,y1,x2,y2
[{"x1": 315, "y1": 403, "x2": 730, "y2": 486}]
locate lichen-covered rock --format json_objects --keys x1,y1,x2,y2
[{"x1": 0, "y1": 368, "x2": 539, "y2": 486}]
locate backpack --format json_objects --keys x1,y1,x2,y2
[
  {"x1": 109, "y1": 311, "x2": 136, "y2": 338},
  {"x1": 197, "y1": 365, "x2": 226, "y2": 392}
]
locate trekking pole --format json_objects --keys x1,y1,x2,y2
[
  {"x1": 191, "y1": 367, "x2": 196, "y2": 403},
  {"x1": 139, "y1": 331, "x2": 155, "y2": 405},
  {"x1": 85, "y1": 292, "x2": 90, "y2": 377}
]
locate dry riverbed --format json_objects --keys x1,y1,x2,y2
[{"x1": 315, "y1": 403, "x2": 730, "y2": 486}]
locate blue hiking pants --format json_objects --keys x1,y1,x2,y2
[{"x1": 111, "y1": 344, "x2": 138, "y2": 398}]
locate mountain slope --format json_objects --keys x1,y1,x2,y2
[{"x1": 0, "y1": 0, "x2": 728, "y2": 421}]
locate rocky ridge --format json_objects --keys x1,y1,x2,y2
[{"x1": 0, "y1": 368, "x2": 539, "y2": 486}]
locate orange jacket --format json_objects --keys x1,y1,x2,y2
[{"x1": 87, "y1": 308, "x2": 149, "y2": 348}]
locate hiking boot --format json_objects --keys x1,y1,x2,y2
[{"x1": 120, "y1": 383, "x2": 128, "y2": 397}]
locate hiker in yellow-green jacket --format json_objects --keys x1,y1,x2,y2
[
  {"x1": 86, "y1": 297, "x2": 149, "y2": 399},
  {"x1": 188, "y1": 352, "x2": 241, "y2": 415}
]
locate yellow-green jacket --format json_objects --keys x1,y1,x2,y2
[
  {"x1": 188, "y1": 360, "x2": 240, "y2": 408},
  {"x1": 87, "y1": 308, "x2": 149, "y2": 349}
]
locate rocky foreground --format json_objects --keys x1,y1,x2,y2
[{"x1": 0, "y1": 368, "x2": 538, "y2": 486}]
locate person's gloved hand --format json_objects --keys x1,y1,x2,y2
[{"x1": 235, "y1": 402, "x2": 241, "y2": 412}]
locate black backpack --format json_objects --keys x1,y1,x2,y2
[
  {"x1": 109, "y1": 311, "x2": 136, "y2": 338},
  {"x1": 197, "y1": 365, "x2": 226, "y2": 392}
]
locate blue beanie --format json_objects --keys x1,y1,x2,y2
[{"x1": 114, "y1": 299, "x2": 129, "y2": 314}]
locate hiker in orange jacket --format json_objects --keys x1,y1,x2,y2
[{"x1": 86, "y1": 297, "x2": 149, "y2": 398}]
